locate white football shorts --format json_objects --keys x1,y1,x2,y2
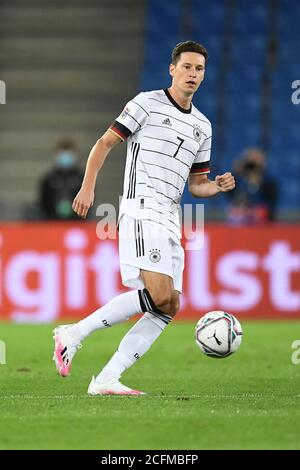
[{"x1": 118, "y1": 214, "x2": 184, "y2": 293}]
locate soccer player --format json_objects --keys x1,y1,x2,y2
[{"x1": 53, "y1": 40, "x2": 235, "y2": 395}]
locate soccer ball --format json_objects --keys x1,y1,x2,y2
[{"x1": 195, "y1": 311, "x2": 243, "y2": 358}]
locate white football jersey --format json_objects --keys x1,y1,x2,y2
[{"x1": 110, "y1": 89, "x2": 212, "y2": 240}]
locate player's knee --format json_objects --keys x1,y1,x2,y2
[
  {"x1": 147, "y1": 288, "x2": 173, "y2": 310},
  {"x1": 161, "y1": 291, "x2": 180, "y2": 318},
  {"x1": 169, "y1": 291, "x2": 180, "y2": 317}
]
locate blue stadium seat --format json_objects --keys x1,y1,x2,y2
[
  {"x1": 144, "y1": 35, "x2": 182, "y2": 67},
  {"x1": 271, "y1": 130, "x2": 299, "y2": 158},
  {"x1": 278, "y1": 0, "x2": 300, "y2": 34},
  {"x1": 225, "y1": 121, "x2": 261, "y2": 157},
  {"x1": 192, "y1": 0, "x2": 226, "y2": 34},
  {"x1": 193, "y1": 93, "x2": 216, "y2": 120},
  {"x1": 234, "y1": 1, "x2": 268, "y2": 33},
  {"x1": 231, "y1": 34, "x2": 267, "y2": 68},
  {"x1": 277, "y1": 40, "x2": 300, "y2": 71},
  {"x1": 146, "y1": 1, "x2": 181, "y2": 35},
  {"x1": 227, "y1": 66, "x2": 263, "y2": 93},
  {"x1": 227, "y1": 90, "x2": 261, "y2": 117},
  {"x1": 279, "y1": 180, "x2": 300, "y2": 209}
]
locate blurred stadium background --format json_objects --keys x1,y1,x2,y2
[{"x1": 0, "y1": 0, "x2": 299, "y2": 322}]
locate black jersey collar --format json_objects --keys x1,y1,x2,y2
[{"x1": 164, "y1": 88, "x2": 192, "y2": 114}]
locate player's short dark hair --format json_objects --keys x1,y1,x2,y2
[{"x1": 171, "y1": 41, "x2": 208, "y2": 65}]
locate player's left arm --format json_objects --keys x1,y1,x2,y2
[{"x1": 188, "y1": 172, "x2": 235, "y2": 198}]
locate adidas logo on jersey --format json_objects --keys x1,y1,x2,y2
[{"x1": 162, "y1": 117, "x2": 172, "y2": 126}]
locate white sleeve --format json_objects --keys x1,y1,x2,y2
[{"x1": 110, "y1": 92, "x2": 150, "y2": 140}]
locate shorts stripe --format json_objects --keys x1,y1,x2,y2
[
  {"x1": 134, "y1": 219, "x2": 139, "y2": 257},
  {"x1": 134, "y1": 220, "x2": 144, "y2": 258},
  {"x1": 139, "y1": 221, "x2": 145, "y2": 256},
  {"x1": 127, "y1": 143, "x2": 140, "y2": 199}
]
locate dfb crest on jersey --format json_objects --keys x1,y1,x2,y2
[
  {"x1": 149, "y1": 249, "x2": 161, "y2": 263},
  {"x1": 193, "y1": 125, "x2": 202, "y2": 142}
]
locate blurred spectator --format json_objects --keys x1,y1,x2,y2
[
  {"x1": 39, "y1": 139, "x2": 84, "y2": 220},
  {"x1": 227, "y1": 148, "x2": 278, "y2": 224}
]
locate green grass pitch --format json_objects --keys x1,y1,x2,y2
[{"x1": 0, "y1": 320, "x2": 300, "y2": 450}]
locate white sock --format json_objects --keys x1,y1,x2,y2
[
  {"x1": 69, "y1": 290, "x2": 142, "y2": 340},
  {"x1": 95, "y1": 312, "x2": 170, "y2": 383}
]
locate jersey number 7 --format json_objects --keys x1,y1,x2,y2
[{"x1": 173, "y1": 137, "x2": 185, "y2": 158}]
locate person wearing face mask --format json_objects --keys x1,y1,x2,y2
[
  {"x1": 39, "y1": 140, "x2": 84, "y2": 220},
  {"x1": 227, "y1": 148, "x2": 278, "y2": 224}
]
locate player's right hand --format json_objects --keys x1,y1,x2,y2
[{"x1": 72, "y1": 187, "x2": 94, "y2": 219}]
